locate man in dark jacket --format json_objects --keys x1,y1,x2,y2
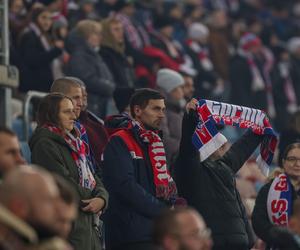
[
  {"x1": 174, "y1": 99, "x2": 264, "y2": 250},
  {"x1": 103, "y1": 88, "x2": 180, "y2": 250}
]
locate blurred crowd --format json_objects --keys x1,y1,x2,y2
[{"x1": 3, "y1": 0, "x2": 300, "y2": 250}]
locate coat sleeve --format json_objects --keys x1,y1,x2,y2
[
  {"x1": 93, "y1": 174, "x2": 109, "y2": 210},
  {"x1": 221, "y1": 130, "x2": 264, "y2": 173},
  {"x1": 251, "y1": 182, "x2": 275, "y2": 244},
  {"x1": 103, "y1": 136, "x2": 166, "y2": 218},
  {"x1": 31, "y1": 139, "x2": 95, "y2": 200}
]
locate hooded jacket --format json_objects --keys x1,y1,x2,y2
[{"x1": 29, "y1": 127, "x2": 109, "y2": 250}]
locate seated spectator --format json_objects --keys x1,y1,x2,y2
[
  {"x1": 0, "y1": 167, "x2": 71, "y2": 249},
  {"x1": 65, "y1": 20, "x2": 116, "y2": 118},
  {"x1": 152, "y1": 207, "x2": 213, "y2": 250},
  {"x1": 252, "y1": 143, "x2": 300, "y2": 250},
  {"x1": 100, "y1": 16, "x2": 135, "y2": 88},
  {"x1": 0, "y1": 126, "x2": 26, "y2": 178},
  {"x1": 157, "y1": 69, "x2": 186, "y2": 165},
  {"x1": 29, "y1": 93, "x2": 109, "y2": 250},
  {"x1": 18, "y1": 7, "x2": 64, "y2": 92}
]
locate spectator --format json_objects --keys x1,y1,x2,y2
[
  {"x1": 65, "y1": 20, "x2": 116, "y2": 118},
  {"x1": 100, "y1": 16, "x2": 135, "y2": 88},
  {"x1": 153, "y1": 207, "x2": 213, "y2": 250},
  {"x1": 18, "y1": 7, "x2": 64, "y2": 92},
  {"x1": 174, "y1": 99, "x2": 266, "y2": 250},
  {"x1": 103, "y1": 88, "x2": 180, "y2": 250},
  {"x1": 0, "y1": 167, "x2": 70, "y2": 249},
  {"x1": 0, "y1": 126, "x2": 25, "y2": 178},
  {"x1": 30, "y1": 93, "x2": 109, "y2": 250},
  {"x1": 252, "y1": 142, "x2": 300, "y2": 249},
  {"x1": 288, "y1": 37, "x2": 300, "y2": 105},
  {"x1": 182, "y1": 73, "x2": 195, "y2": 101},
  {"x1": 157, "y1": 69, "x2": 185, "y2": 165}
]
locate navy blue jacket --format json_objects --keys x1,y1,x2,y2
[{"x1": 102, "y1": 127, "x2": 167, "y2": 248}]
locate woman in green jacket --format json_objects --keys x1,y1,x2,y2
[{"x1": 29, "y1": 93, "x2": 109, "y2": 250}]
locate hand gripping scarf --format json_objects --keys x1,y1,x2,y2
[
  {"x1": 132, "y1": 121, "x2": 178, "y2": 201},
  {"x1": 267, "y1": 173, "x2": 292, "y2": 226},
  {"x1": 192, "y1": 99, "x2": 278, "y2": 176},
  {"x1": 44, "y1": 124, "x2": 96, "y2": 190}
]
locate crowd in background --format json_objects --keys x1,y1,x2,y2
[{"x1": 3, "y1": 0, "x2": 300, "y2": 249}]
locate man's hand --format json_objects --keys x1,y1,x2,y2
[
  {"x1": 186, "y1": 98, "x2": 198, "y2": 113},
  {"x1": 81, "y1": 198, "x2": 105, "y2": 214}
]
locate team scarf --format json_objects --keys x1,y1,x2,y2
[
  {"x1": 131, "y1": 120, "x2": 178, "y2": 201},
  {"x1": 267, "y1": 173, "x2": 292, "y2": 226},
  {"x1": 44, "y1": 124, "x2": 96, "y2": 190},
  {"x1": 192, "y1": 99, "x2": 278, "y2": 176},
  {"x1": 238, "y1": 47, "x2": 276, "y2": 118}
]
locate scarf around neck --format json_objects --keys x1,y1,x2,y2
[
  {"x1": 192, "y1": 99, "x2": 278, "y2": 176},
  {"x1": 43, "y1": 124, "x2": 96, "y2": 190},
  {"x1": 131, "y1": 120, "x2": 178, "y2": 201}
]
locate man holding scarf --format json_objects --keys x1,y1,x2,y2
[
  {"x1": 103, "y1": 88, "x2": 181, "y2": 250},
  {"x1": 174, "y1": 98, "x2": 277, "y2": 250}
]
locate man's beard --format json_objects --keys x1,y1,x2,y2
[{"x1": 28, "y1": 221, "x2": 58, "y2": 240}]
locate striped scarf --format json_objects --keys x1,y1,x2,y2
[
  {"x1": 267, "y1": 173, "x2": 292, "y2": 226},
  {"x1": 192, "y1": 99, "x2": 278, "y2": 175},
  {"x1": 44, "y1": 124, "x2": 96, "y2": 190},
  {"x1": 132, "y1": 120, "x2": 177, "y2": 201}
]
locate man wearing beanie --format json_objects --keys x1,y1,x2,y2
[{"x1": 157, "y1": 69, "x2": 186, "y2": 165}]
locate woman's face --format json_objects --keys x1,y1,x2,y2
[
  {"x1": 283, "y1": 148, "x2": 300, "y2": 178},
  {"x1": 110, "y1": 22, "x2": 124, "y2": 44},
  {"x1": 37, "y1": 10, "x2": 52, "y2": 32},
  {"x1": 58, "y1": 99, "x2": 76, "y2": 132}
]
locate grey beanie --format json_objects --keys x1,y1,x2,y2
[
  {"x1": 188, "y1": 22, "x2": 209, "y2": 40},
  {"x1": 156, "y1": 68, "x2": 184, "y2": 93},
  {"x1": 287, "y1": 37, "x2": 300, "y2": 54}
]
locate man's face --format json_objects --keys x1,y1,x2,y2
[
  {"x1": 183, "y1": 76, "x2": 195, "y2": 100},
  {"x1": 54, "y1": 199, "x2": 77, "y2": 238},
  {"x1": 81, "y1": 87, "x2": 88, "y2": 111},
  {"x1": 0, "y1": 133, "x2": 25, "y2": 176},
  {"x1": 66, "y1": 86, "x2": 83, "y2": 118},
  {"x1": 134, "y1": 99, "x2": 165, "y2": 130},
  {"x1": 174, "y1": 211, "x2": 212, "y2": 250},
  {"x1": 27, "y1": 176, "x2": 60, "y2": 238},
  {"x1": 170, "y1": 86, "x2": 184, "y2": 101}
]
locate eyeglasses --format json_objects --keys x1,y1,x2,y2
[{"x1": 285, "y1": 156, "x2": 300, "y2": 164}]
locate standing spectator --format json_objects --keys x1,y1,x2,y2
[
  {"x1": 153, "y1": 207, "x2": 213, "y2": 250},
  {"x1": 185, "y1": 22, "x2": 223, "y2": 99},
  {"x1": 252, "y1": 143, "x2": 300, "y2": 250},
  {"x1": 18, "y1": 7, "x2": 64, "y2": 92},
  {"x1": 0, "y1": 127, "x2": 26, "y2": 178},
  {"x1": 65, "y1": 20, "x2": 116, "y2": 118},
  {"x1": 288, "y1": 37, "x2": 300, "y2": 105},
  {"x1": 174, "y1": 99, "x2": 266, "y2": 250},
  {"x1": 100, "y1": 16, "x2": 135, "y2": 88},
  {"x1": 103, "y1": 89, "x2": 180, "y2": 250},
  {"x1": 230, "y1": 33, "x2": 275, "y2": 117},
  {"x1": 182, "y1": 73, "x2": 195, "y2": 101},
  {"x1": 157, "y1": 69, "x2": 185, "y2": 165},
  {"x1": 30, "y1": 93, "x2": 109, "y2": 250}
]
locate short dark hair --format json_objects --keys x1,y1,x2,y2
[
  {"x1": 113, "y1": 87, "x2": 135, "y2": 113},
  {"x1": 50, "y1": 77, "x2": 82, "y2": 95},
  {"x1": 152, "y1": 207, "x2": 199, "y2": 245},
  {"x1": 0, "y1": 126, "x2": 16, "y2": 137},
  {"x1": 130, "y1": 88, "x2": 164, "y2": 118},
  {"x1": 36, "y1": 93, "x2": 73, "y2": 127},
  {"x1": 53, "y1": 174, "x2": 78, "y2": 205}
]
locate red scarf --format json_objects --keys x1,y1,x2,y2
[{"x1": 132, "y1": 121, "x2": 177, "y2": 201}]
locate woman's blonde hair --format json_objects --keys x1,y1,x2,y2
[{"x1": 76, "y1": 20, "x2": 102, "y2": 40}]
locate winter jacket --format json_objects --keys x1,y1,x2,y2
[
  {"x1": 65, "y1": 29, "x2": 116, "y2": 117},
  {"x1": 29, "y1": 127, "x2": 109, "y2": 250},
  {"x1": 174, "y1": 112, "x2": 263, "y2": 250},
  {"x1": 18, "y1": 30, "x2": 62, "y2": 92},
  {"x1": 102, "y1": 126, "x2": 168, "y2": 248},
  {"x1": 252, "y1": 177, "x2": 298, "y2": 250}
]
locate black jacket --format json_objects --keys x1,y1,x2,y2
[
  {"x1": 102, "y1": 126, "x2": 167, "y2": 248},
  {"x1": 174, "y1": 112, "x2": 263, "y2": 250},
  {"x1": 252, "y1": 178, "x2": 298, "y2": 249}
]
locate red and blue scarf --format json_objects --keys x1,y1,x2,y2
[
  {"x1": 192, "y1": 99, "x2": 278, "y2": 175},
  {"x1": 131, "y1": 120, "x2": 178, "y2": 201},
  {"x1": 267, "y1": 173, "x2": 292, "y2": 226},
  {"x1": 44, "y1": 124, "x2": 96, "y2": 190}
]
